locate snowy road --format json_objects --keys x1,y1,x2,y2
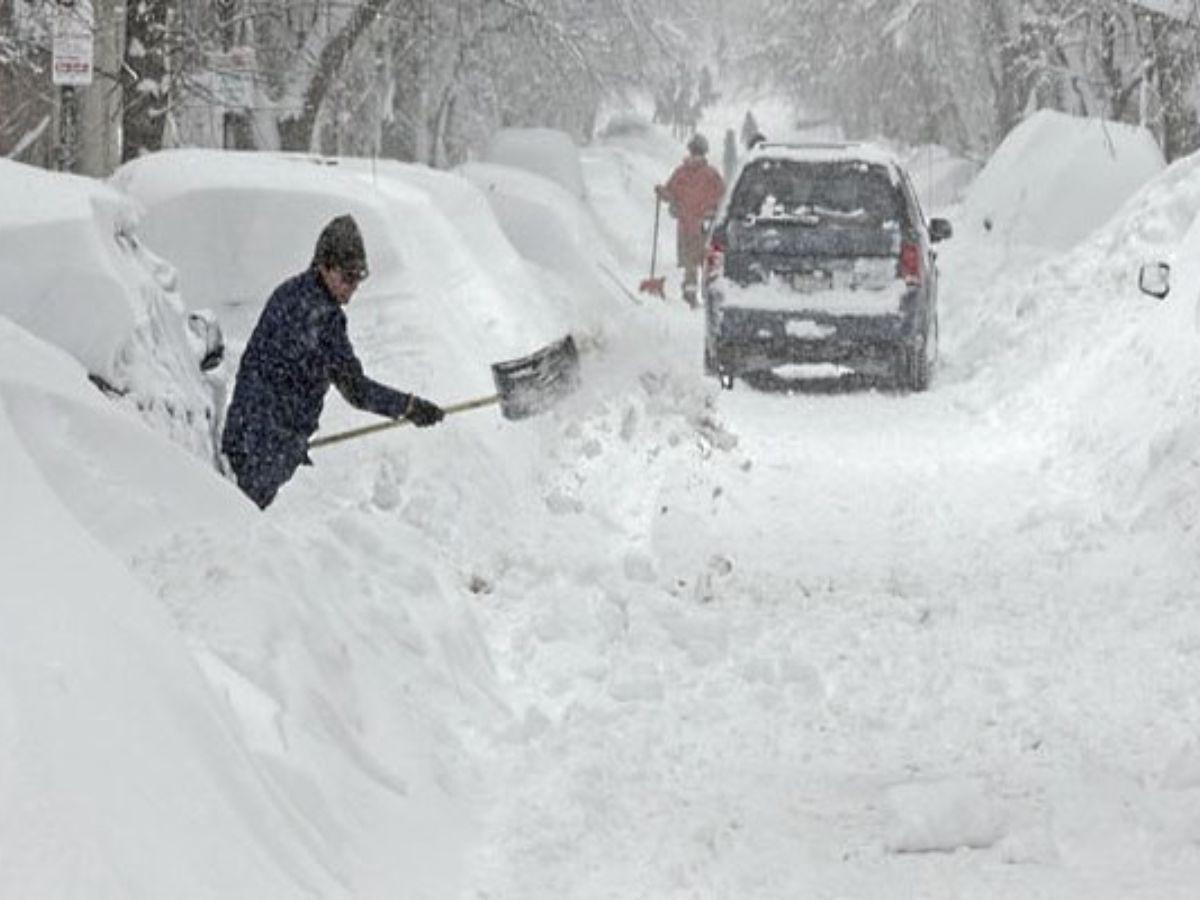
[
  {"x1": 463, "y1": 309, "x2": 1200, "y2": 898},
  {"x1": 457, "y1": 130, "x2": 1200, "y2": 896}
]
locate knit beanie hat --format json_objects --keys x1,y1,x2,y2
[{"x1": 313, "y1": 214, "x2": 367, "y2": 274}]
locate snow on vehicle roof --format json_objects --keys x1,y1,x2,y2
[{"x1": 747, "y1": 141, "x2": 902, "y2": 169}]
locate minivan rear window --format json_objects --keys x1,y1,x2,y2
[{"x1": 729, "y1": 159, "x2": 905, "y2": 226}]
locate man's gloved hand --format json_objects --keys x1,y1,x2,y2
[{"x1": 405, "y1": 394, "x2": 445, "y2": 427}]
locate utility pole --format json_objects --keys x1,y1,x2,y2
[
  {"x1": 51, "y1": 0, "x2": 125, "y2": 176},
  {"x1": 78, "y1": 0, "x2": 125, "y2": 175}
]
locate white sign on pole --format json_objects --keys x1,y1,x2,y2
[
  {"x1": 206, "y1": 47, "x2": 258, "y2": 109},
  {"x1": 52, "y1": 0, "x2": 96, "y2": 87}
]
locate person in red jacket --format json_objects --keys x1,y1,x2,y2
[{"x1": 656, "y1": 133, "x2": 725, "y2": 307}]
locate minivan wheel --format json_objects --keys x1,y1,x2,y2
[{"x1": 894, "y1": 335, "x2": 930, "y2": 393}]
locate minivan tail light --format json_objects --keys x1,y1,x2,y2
[
  {"x1": 705, "y1": 236, "x2": 725, "y2": 281},
  {"x1": 899, "y1": 241, "x2": 922, "y2": 286}
]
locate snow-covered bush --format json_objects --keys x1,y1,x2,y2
[{"x1": 0, "y1": 159, "x2": 220, "y2": 464}]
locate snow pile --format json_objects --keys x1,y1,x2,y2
[
  {"x1": 458, "y1": 160, "x2": 627, "y2": 337},
  {"x1": 942, "y1": 145, "x2": 1200, "y2": 538},
  {"x1": 900, "y1": 143, "x2": 979, "y2": 212},
  {"x1": 316, "y1": 154, "x2": 573, "y2": 355},
  {"x1": 0, "y1": 318, "x2": 339, "y2": 897},
  {"x1": 958, "y1": 110, "x2": 1165, "y2": 251},
  {"x1": 484, "y1": 127, "x2": 587, "y2": 201},
  {"x1": 884, "y1": 777, "x2": 1006, "y2": 853},
  {"x1": 0, "y1": 159, "x2": 219, "y2": 462},
  {"x1": 0, "y1": 255, "x2": 520, "y2": 899},
  {"x1": 111, "y1": 150, "x2": 408, "y2": 315},
  {"x1": 1053, "y1": 155, "x2": 1200, "y2": 532}
]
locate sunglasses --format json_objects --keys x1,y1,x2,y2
[{"x1": 340, "y1": 265, "x2": 369, "y2": 285}]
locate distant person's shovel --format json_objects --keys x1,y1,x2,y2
[
  {"x1": 309, "y1": 334, "x2": 580, "y2": 449},
  {"x1": 639, "y1": 196, "x2": 667, "y2": 298}
]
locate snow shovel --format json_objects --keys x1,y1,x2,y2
[
  {"x1": 309, "y1": 334, "x2": 580, "y2": 450},
  {"x1": 639, "y1": 196, "x2": 667, "y2": 298}
]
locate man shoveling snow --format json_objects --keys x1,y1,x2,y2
[{"x1": 221, "y1": 215, "x2": 445, "y2": 508}]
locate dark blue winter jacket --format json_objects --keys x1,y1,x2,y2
[{"x1": 221, "y1": 268, "x2": 410, "y2": 504}]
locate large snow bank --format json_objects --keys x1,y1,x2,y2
[
  {"x1": 1052, "y1": 152, "x2": 1200, "y2": 530},
  {"x1": 111, "y1": 150, "x2": 407, "y2": 315},
  {"x1": 0, "y1": 159, "x2": 220, "y2": 462},
  {"x1": 484, "y1": 127, "x2": 586, "y2": 201},
  {"x1": 0, "y1": 306, "x2": 512, "y2": 897},
  {"x1": 959, "y1": 110, "x2": 1165, "y2": 251},
  {"x1": 0, "y1": 317, "x2": 339, "y2": 898},
  {"x1": 941, "y1": 140, "x2": 1200, "y2": 543}
]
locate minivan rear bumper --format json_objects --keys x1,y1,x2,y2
[{"x1": 707, "y1": 286, "x2": 926, "y2": 377}]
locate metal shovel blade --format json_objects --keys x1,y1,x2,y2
[
  {"x1": 310, "y1": 334, "x2": 581, "y2": 449},
  {"x1": 492, "y1": 333, "x2": 580, "y2": 420}
]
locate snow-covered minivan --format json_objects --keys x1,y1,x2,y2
[{"x1": 704, "y1": 142, "x2": 952, "y2": 391}]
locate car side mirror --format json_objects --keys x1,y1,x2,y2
[
  {"x1": 1138, "y1": 262, "x2": 1171, "y2": 300},
  {"x1": 188, "y1": 310, "x2": 226, "y2": 371},
  {"x1": 929, "y1": 218, "x2": 953, "y2": 243}
]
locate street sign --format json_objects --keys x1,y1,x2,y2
[
  {"x1": 206, "y1": 47, "x2": 258, "y2": 109},
  {"x1": 52, "y1": 0, "x2": 95, "y2": 87}
]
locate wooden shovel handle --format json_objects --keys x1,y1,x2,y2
[{"x1": 309, "y1": 394, "x2": 499, "y2": 449}]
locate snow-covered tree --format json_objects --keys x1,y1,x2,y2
[
  {"x1": 123, "y1": 0, "x2": 176, "y2": 161},
  {"x1": 0, "y1": 1, "x2": 53, "y2": 165},
  {"x1": 740, "y1": 0, "x2": 1200, "y2": 161}
]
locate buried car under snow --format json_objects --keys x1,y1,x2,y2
[{"x1": 704, "y1": 142, "x2": 952, "y2": 391}]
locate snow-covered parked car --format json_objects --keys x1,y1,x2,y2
[
  {"x1": 0, "y1": 159, "x2": 225, "y2": 464},
  {"x1": 483, "y1": 127, "x2": 587, "y2": 201},
  {"x1": 704, "y1": 142, "x2": 952, "y2": 391}
]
